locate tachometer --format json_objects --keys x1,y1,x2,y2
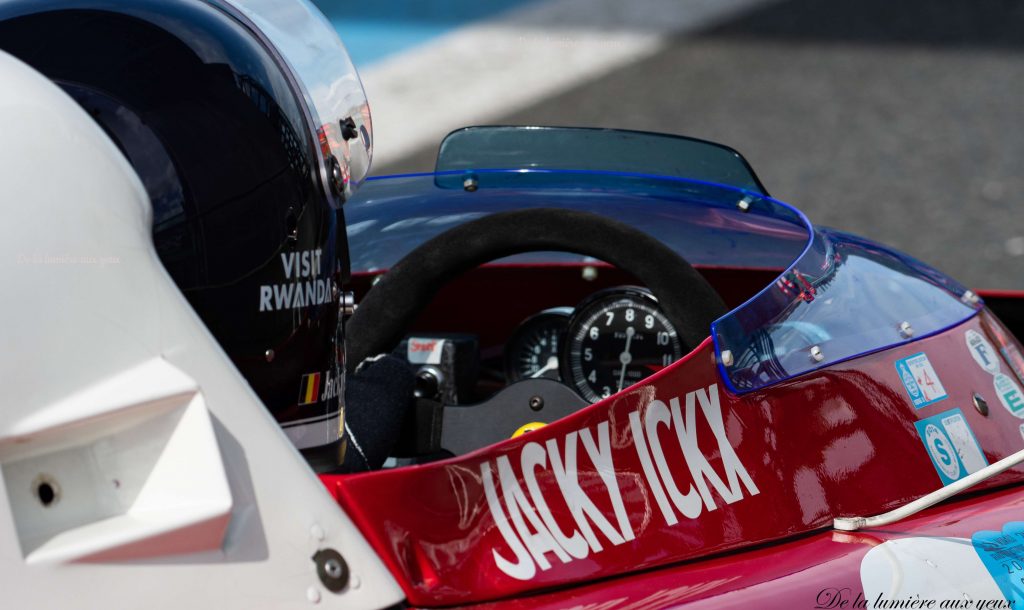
[
  {"x1": 563, "y1": 288, "x2": 683, "y2": 402},
  {"x1": 504, "y1": 308, "x2": 572, "y2": 382}
]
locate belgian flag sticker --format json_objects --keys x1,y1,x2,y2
[{"x1": 298, "y1": 372, "x2": 321, "y2": 406}]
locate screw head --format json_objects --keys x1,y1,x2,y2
[
  {"x1": 529, "y1": 396, "x2": 544, "y2": 411},
  {"x1": 463, "y1": 175, "x2": 478, "y2": 192},
  {"x1": 328, "y1": 156, "x2": 345, "y2": 197},
  {"x1": 324, "y1": 559, "x2": 343, "y2": 579},
  {"x1": 339, "y1": 117, "x2": 358, "y2": 141},
  {"x1": 312, "y1": 549, "x2": 349, "y2": 593},
  {"x1": 973, "y1": 393, "x2": 990, "y2": 416},
  {"x1": 737, "y1": 196, "x2": 753, "y2": 212},
  {"x1": 899, "y1": 321, "x2": 914, "y2": 338},
  {"x1": 721, "y1": 349, "x2": 734, "y2": 367},
  {"x1": 810, "y1": 345, "x2": 825, "y2": 363},
  {"x1": 265, "y1": 349, "x2": 275, "y2": 363}
]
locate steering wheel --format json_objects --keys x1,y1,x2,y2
[{"x1": 344, "y1": 207, "x2": 728, "y2": 452}]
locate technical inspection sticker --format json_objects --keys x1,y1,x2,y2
[
  {"x1": 914, "y1": 408, "x2": 988, "y2": 485},
  {"x1": 972, "y1": 521, "x2": 1024, "y2": 607},
  {"x1": 895, "y1": 352, "x2": 947, "y2": 408},
  {"x1": 967, "y1": 329, "x2": 1001, "y2": 375},
  {"x1": 994, "y1": 373, "x2": 1024, "y2": 418}
]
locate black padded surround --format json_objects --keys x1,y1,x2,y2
[{"x1": 346, "y1": 208, "x2": 728, "y2": 372}]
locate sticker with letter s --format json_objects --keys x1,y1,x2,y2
[{"x1": 914, "y1": 408, "x2": 988, "y2": 485}]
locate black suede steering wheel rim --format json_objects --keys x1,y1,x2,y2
[{"x1": 346, "y1": 207, "x2": 728, "y2": 374}]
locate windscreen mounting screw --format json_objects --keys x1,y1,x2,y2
[
  {"x1": 810, "y1": 345, "x2": 824, "y2": 363},
  {"x1": 463, "y1": 174, "x2": 478, "y2": 192},
  {"x1": 899, "y1": 321, "x2": 914, "y2": 339},
  {"x1": 339, "y1": 117, "x2": 358, "y2": 141},
  {"x1": 961, "y1": 290, "x2": 980, "y2": 306},
  {"x1": 529, "y1": 396, "x2": 544, "y2": 411},
  {"x1": 737, "y1": 196, "x2": 753, "y2": 212},
  {"x1": 721, "y1": 350, "x2": 734, "y2": 367}
]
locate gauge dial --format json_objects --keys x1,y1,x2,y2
[
  {"x1": 563, "y1": 288, "x2": 683, "y2": 402},
  {"x1": 504, "y1": 308, "x2": 572, "y2": 382}
]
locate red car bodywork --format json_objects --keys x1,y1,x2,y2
[{"x1": 322, "y1": 295, "x2": 1024, "y2": 608}]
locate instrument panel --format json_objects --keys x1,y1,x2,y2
[{"x1": 502, "y1": 286, "x2": 683, "y2": 403}]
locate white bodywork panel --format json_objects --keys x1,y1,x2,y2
[
  {"x1": 861, "y1": 537, "x2": 1004, "y2": 604},
  {"x1": 0, "y1": 51, "x2": 403, "y2": 609}
]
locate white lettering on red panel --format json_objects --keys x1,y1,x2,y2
[{"x1": 483, "y1": 383, "x2": 759, "y2": 580}]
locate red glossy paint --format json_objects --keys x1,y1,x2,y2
[
  {"x1": 450, "y1": 485, "x2": 1024, "y2": 610},
  {"x1": 322, "y1": 310, "x2": 1024, "y2": 607},
  {"x1": 979, "y1": 290, "x2": 1024, "y2": 300}
]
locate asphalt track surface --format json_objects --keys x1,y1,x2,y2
[{"x1": 378, "y1": 0, "x2": 1024, "y2": 290}]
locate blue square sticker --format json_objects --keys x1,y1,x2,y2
[
  {"x1": 895, "y1": 352, "x2": 948, "y2": 408},
  {"x1": 914, "y1": 408, "x2": 988, "y2": 486}
]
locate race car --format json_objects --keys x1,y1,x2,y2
[
  {"x1": 322, "y1": 126, "x2": 1024, "y2": 609},
  {"x1": 2, "y1": 1, "x2": 1024, "y2": 609}
]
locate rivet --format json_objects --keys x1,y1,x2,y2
[
  {"x1": 810, "y1": 345, "x2": 824, "y2": 363},
  {"x1": 721, "y1": 350, "x2": 734, "y2": 367},
  {"x1": 899, "y1": 321, "x2": 914, "y2": 338},
  {"x1": 306, "y1": 586, "x2": 321, "y2": 604},
  {"x1": 265, "y1": 349, "x2": 275, "y2": 363}
]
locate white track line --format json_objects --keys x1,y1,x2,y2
[{"x1": 358, "y1": 0, "x2": 778, "y2": 168}]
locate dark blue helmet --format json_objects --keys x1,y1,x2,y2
[{"x1": 0, "y1": 0, "x2": 373, "y2": 471}]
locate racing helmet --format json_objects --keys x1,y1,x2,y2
[{"x1": 0, "y1": 0, "x2": 372, "y2": 471}]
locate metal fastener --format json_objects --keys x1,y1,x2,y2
[
  {"x1": 339, "y1": 117, "x2": 358, "y2": 141},
  {"x1": 721, "y1": 349, "x2": 734, "y2": 367},
  {"x1": 973, "y1": 393, "x2": 989, "y2": 416},
  {"x1": 324, "y1": 559, "x2": 344, "y2": 579},
  {"x1": 312, "y1": 549, "x2": 349, "y2": 593},
  {"x1": 737, "y1": 196, "x2": 753, "y2": 212},
  {"x1": 340, "y1": 291, "x2": 356, "y2": 318},
  {"x1": 265, "y1": 349, "x2": 275, "y2": 363},
  {"x1": 810, "y1": 345, "x2": 824, "y2": 362},
  {"x1": 463, "y1": 174, "x2": 478, "y2": 192},
  {"x1": 328, "y1": 156, "x2": 344, "y2": 197},
  {"x1": 529, "y1": 396, "x2": 544, "y2": 411},
  {"x1": 961, "y1": 290, "x2": 980, "y2": 306},
  {"x1": 899, "y1": 321, "x2": 914, "y2": 339}
]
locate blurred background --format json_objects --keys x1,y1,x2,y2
[{"x1": 314, "y1": 0, "x2": 1024, "y2": 290}]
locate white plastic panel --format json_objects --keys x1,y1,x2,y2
[
  {"x1": 2, "y1": 359, "x2": 232, "y2": 564},
  {"x1": 0, "y1": 49, "x2": 403, "y2": 609}
]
